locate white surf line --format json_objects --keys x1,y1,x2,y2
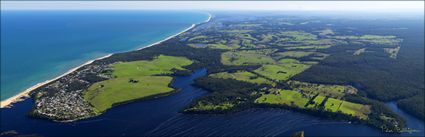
[
  {"x1": 0, "y1": 54, "x2": 112, "y2": 108},
  {"x1": 0, "y1": 12, "x2": 213, "y2": 108}
]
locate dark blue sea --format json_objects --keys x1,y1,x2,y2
[{"x1": 1, "y1": 10, "x2": 209, "y2": 100}]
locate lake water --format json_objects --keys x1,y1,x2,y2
[
  {"x1": 0, "y1": 10, "x2": 209, "y2": 100},
  {"x1": 0, "y1": 69, "x2": 423, "y2": 136}
]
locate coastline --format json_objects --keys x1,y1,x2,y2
[
  {"x1": 0, "y1": 54, "x2": 112, "y2": 108},
  {"x1": 136, "y1": 24, "x2": 195, "y2": 51},
  {"x1": 0, "y1": 13, "x2": 212, "y2": 108},
  {"x1": 135, "y1": 12, "x2": 211, "y2": 51}
]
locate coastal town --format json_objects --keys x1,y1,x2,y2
[{"x1": 30, "y1": 64, "x2": 108, "y2": 120}]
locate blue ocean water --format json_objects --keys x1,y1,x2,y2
[{"x1": 0, "y1": 10, "x2": 209, "y2": 100}]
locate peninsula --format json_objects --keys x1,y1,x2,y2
[{"x1": 2, "y1": 12, "x2": 422, "y2": 134}]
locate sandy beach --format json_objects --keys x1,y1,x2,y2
[
  {"x1": 135, "y1": 13, "x2": 211, "y2": 51},
  {"x1": 0, "y1": 54, "x2": 112, "y2": 108},
  {"x1": 0, "y1": 13, "x2": 212, "y2": 108},
  {"x1": 136, "y1": 24, "x2": 195, "y2": 51}
]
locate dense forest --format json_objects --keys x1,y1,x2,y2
[
  {"x1": 28, "y1": 13, "x2": 423, "y2": 134},
  {"x1": 100, "y1": 13, "x2": 422, "y2": 131},
  {"x1": 293, "y1": 20, "x2": 425, "y2": 120}
]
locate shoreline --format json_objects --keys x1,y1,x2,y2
[
  {"x1": 0, "y1": 13, "x2": 212, "y2": 108},
  {"x1": 0, "y1": 54, "x2": 112, "y2": 108},
  {"x1": 135, "y1": 12, "x2": 211, "y2": 51},
  {"x1": 136, "y1": 24, "x2": 195, "y2": 51}
]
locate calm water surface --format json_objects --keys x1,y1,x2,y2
[
  {"x1": 1, "y1": 69, "x2": 423, "y2": 136},
  {"x1": 1, "y1": 10, "x2": 209, "y2": 100}
]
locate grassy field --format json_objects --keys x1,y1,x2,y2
[
  {"x1": 254, "y1": 59, "x2": 311, "y2": 81},
  {"x1": 306, "y1": 95, "x2": 326, "y2": 109},
  {"x1": 255, "y1": 89, "x2": 310, "y2": 108},
  {"x1": 255, "y1": 88, "x2": 370, "y2": 119},
  {"x1": 285, "y1": 45, "x2": 332, "y2": 50},
  {"x1": 288, "y1": 81, "x2": 356, "y2": 99},
  {"x1": 83, "y1": 55, "x2": 192, "y2": 112},
  {"x1": 240, "y1": 33, "x2": 258, "y2": 41},
  {"x1": 209, "y1": 71, "x2": 275, "y2": 85},
  {"x1": 221, "y1": 49, "x2": 276, "y2": 66},
  {"x1": 83, "y1": 76, "x2": 174, "y2": 112},
  {"x1": 274, "y1": 51, "x2": 317, "y2": 58},
  {"x1": 323, "y1": 98, "x2": 370, "y2": 119},
  {"x1": 313, "y1": 95, "x2": 326, "y2": 104},
  {"x1": 325, "y1": 98, "x2": 343, "y2": 112},
  {"x1": 333, "y1": 35, "x2": 402, "y2": 46},
  {"x1": 339, "y1": 101, "x2": 370, "y2": 119},
  {"x1": 112, "y1": 55, "x2": 193, "y2": 77},
  {"x1": 301, "y1": 39, "x2": 335, "y2": 45},
  {"x1": 207, "y1": 44, "x2": 240, "y2": 49},
  {"x1": 273, "y1": 51, "x2": 328, "y2": 61},
  {"x1": 279, "y1": 31, "x2": 317, "y2": 41}
]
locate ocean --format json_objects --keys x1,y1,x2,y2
[{"x1": 0, "y1": 10, "x2": 209, "y2": 100}]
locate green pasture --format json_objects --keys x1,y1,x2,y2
[
  {"x1": 285, "y1": 45, "x2": 332, "y2": 50},
  {"x1": 83, "y1": 76, "x2": 173, "y2": 112},
  {"x1": 324, "y1": 98, "x2": 370, "y2": 119},
  {"x1": 221, "y1": 49, "x2": 276, "y2": 66},
  {"x1": 83, "y1": 55, "x2": 192, "y2": 112},
  {"x1": 254, "y1": 59, "x2": 311, "y2": 81},
  {"x1": 207, "y1": 44, "x2": 240, "y2": 49},
  {"x1": 288, "y1": 81, "x2": 355, "y2": 99},
  {"x1": 209, "y1": 71, "x2": 274, "y2": 85},
  {"x1": 274, "y1": 51, "x2": 317, "y2": 58},
  {"x1": 255, "y1": 89, "x2": 310, "y2": 108},
  {"x1": 279, "y1": 31, "x2": 317, "y2": 41},
  {"x1": 111, "y1": 55, "x2": 192, "y2": 77}
]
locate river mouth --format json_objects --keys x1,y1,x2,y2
[{"x1": 1, "y1": 69, "x2": 423, "y2": 136}]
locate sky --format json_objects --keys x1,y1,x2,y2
[{"x1": 1, "y1": 1, "x2": 424, "y2": 12}]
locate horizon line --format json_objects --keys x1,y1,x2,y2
[{"x1": 1, "y1": 1, "x2": 423, "y2": 12}]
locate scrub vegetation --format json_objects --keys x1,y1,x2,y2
[
  {"x1": 30, "y1": 12, "x2": 421, "y2": 134},
  {"x1": 177, "y1": 14, "x2": 411, "y2": 133}
]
